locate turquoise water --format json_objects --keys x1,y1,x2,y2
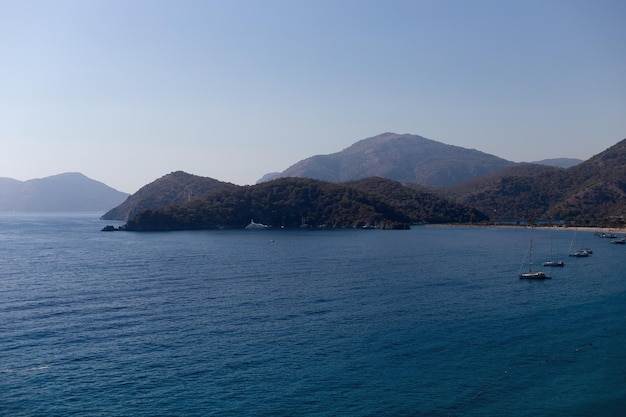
[{"x1": 1, "y1": 213, "x2": 625, "y2": 416}]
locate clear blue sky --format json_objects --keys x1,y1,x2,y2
[{"x1": 1, "y1": 0, "x2": 625, "y2": 193}]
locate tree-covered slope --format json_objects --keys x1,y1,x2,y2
[
  {"x1": 124, "y1": 177, "x2": 415, "y2": 231},
  {"x1": 346, "y1": 177, "x2": 488, "y2": 223},
  {"x1": 101, "y1": 171, "x2": 237, "y2": 221},
  {"x1": 545, "y1": 138, "x2": 626, "y2": 223},
  {"x1": 437, "y1": 138, "x2": 626, "y2": 225}
]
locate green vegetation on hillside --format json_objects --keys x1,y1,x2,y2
[
  {"x1": 125, "y1": 178, "x2": 411, "y2": 230},
  {"x1": 438, "y1": 139, "x2": 626, "y2": 227},
  {"x1": 101, "y1": 171, "x2": 236, "y2": 221},
  {"x1": 347, "y1": 177, "x2": 487, "y2": 224},
  {"x1": 124, "y1": 177, "x2": 485, "y2": 231},
  {"x1": 108, "y1": 137, "x2": 626, "y2": 231}
]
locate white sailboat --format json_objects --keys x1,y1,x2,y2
[
  {"x1": 520, "y1": 238, "x2": 550, "y2": 279},
  {"x1": 543, "y1": 236, "x2": 564, "y2": 267},
  {"x1": 568, "y1": 231, "x2": 591, "y2": 257}
]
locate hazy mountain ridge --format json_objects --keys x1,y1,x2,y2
[
  {"x1": 262, "y1": 132, "x2": 517, "y2": 186},
  {"x1": 531, "y1": 158, "x2": 582, "y2": 168},
  {"x1": 7, "y1": 133, "x2": 619, "y2": 227},
  {"x1": 0, "y1": 172, "x2": 129, "y2": 212},
  {"x1": 106, "y1": 133, "x2": 626, "y2": 230}
]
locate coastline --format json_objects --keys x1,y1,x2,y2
[{"x1": 426, "y1": 224, "x2": 626, "y2": 233}]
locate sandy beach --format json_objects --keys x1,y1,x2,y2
[{"x1": 428, "y1": 224, "x2": 626, "y2": 234}]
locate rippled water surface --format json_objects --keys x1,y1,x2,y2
[{"x1": 1, "y1": 213, "x2": 625, "y2": 416}]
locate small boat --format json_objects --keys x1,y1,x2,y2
[
  {"x1": 543, "y1": 259, "x2": 565, "y2": 267},
  {"x1": 245, "y1": 219, "x2": 270, "y2": 229},
  {"x1": 543, "y1": 236, "x2": 564, "y2": 267},
  {"x1": 568, "y1": 231, "x2": 591, "y2": 257},
  {"x1": 520, "y1": 238, "x2": 551, "y2": 279},
  {"x1": 520, "y1": 270, "x2": 550, "y2": 279},
  {"x1": 610, "y1": 237, "x2": 626, "y2": 244}
]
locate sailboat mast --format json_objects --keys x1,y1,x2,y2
[
  {"x1": 528, "y1": 238, "x2": 533, "y2": 273},
  {"x1": 549, "y1": 236, "x2": 552, "y2": 260}
]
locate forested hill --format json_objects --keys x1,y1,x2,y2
[
  {"x1": 104, "y1": 136, "x2": 626, "y2": 231},
  {"x1": 101, "y1": 171, "x2": 237, "y2": 221},
  {"x1": 346, "y1": 177, "x2": 486, "y2": 224},
  {"x1": 438, "y1": 138, "x2": 626, "y2": 226},
  {"x1": 122, "y1": 177, "x2": 486, "y2": 231}
]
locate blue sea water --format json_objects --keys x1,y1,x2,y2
[{"x1": 1, "y1": 213, "x2": 625, "y2": 416}]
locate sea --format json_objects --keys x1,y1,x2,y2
[{"x1": 1, "y1": 212, "x2": 625, "y2": 417}]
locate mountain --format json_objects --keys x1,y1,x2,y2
[
  {"x1": 345, "y1": 177, "x2": 487, "y2": 224},
  {"x1": 441, "y1": 138, "x2": 626, "y2": 226},
  {"x1": 545, "y1": 138, "x2": 626, "y2": 222},
  {"x1": 531, "y1": 158, "x2": 582, "y2": 168},
  {"x1": 256, "y1": 172, "x2": 281, "y2": 184},
  {"x1": 437, "y1": 163, "x2": 564, "y2": 222},
  {"x1": 439, "y1": 163, "x2": 562, "y2": 200},
  {"x1": 0, "y1": 178, "x2": 23, "y2": 202},
  {"x1": 101, "y1": 171, "x2": 237, "y2": 221},
  {"x1": 261, "y1": 132, "x2": 516, "y2": 186},
  {"x1": 0, "y1": 172, "x2": 129, "y2": 212},
  {"x1": 121, "y1": 176, "x2": 488, "y2": 231},
  {"x1": 103, "y1": 134, "x2": 626, "y2": 230}
]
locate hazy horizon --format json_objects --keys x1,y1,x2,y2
[
  {"x1": 0, "y1": 133, "x2": 601, "y2": 194},
  {"x1": 2, "y1": 0, "x2": 625, "y2": 193}
]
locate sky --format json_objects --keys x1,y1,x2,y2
[{"x1": 1, "y1": 0, "x2": 625, "y2": 193}]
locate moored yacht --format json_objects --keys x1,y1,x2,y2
[
  {"x1": 245, "y1": 219, "x2": 270, "y2": 229},
  {"x1": 520, "y1": 238, "x2": 551, "y2": 280}
]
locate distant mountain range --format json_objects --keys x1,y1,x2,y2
[
  {"x1": 260, "y1": 132, "x2": 517, "y2": 186},
  {"x1": 531, "y1": 158, "x2": 582, "y2": 169},
  {"x1": 260, "y1": 132, "x2": 583, "y2": 185},
  {"x1": 100, "y1": 132, "x2": 625, "y2": 230},
  {"x1": 0, "y1": 172, "x2": 129, "y2": 212},
  {"x1": 3, "y1": 133, "x2": 620, "y2": 228}
]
